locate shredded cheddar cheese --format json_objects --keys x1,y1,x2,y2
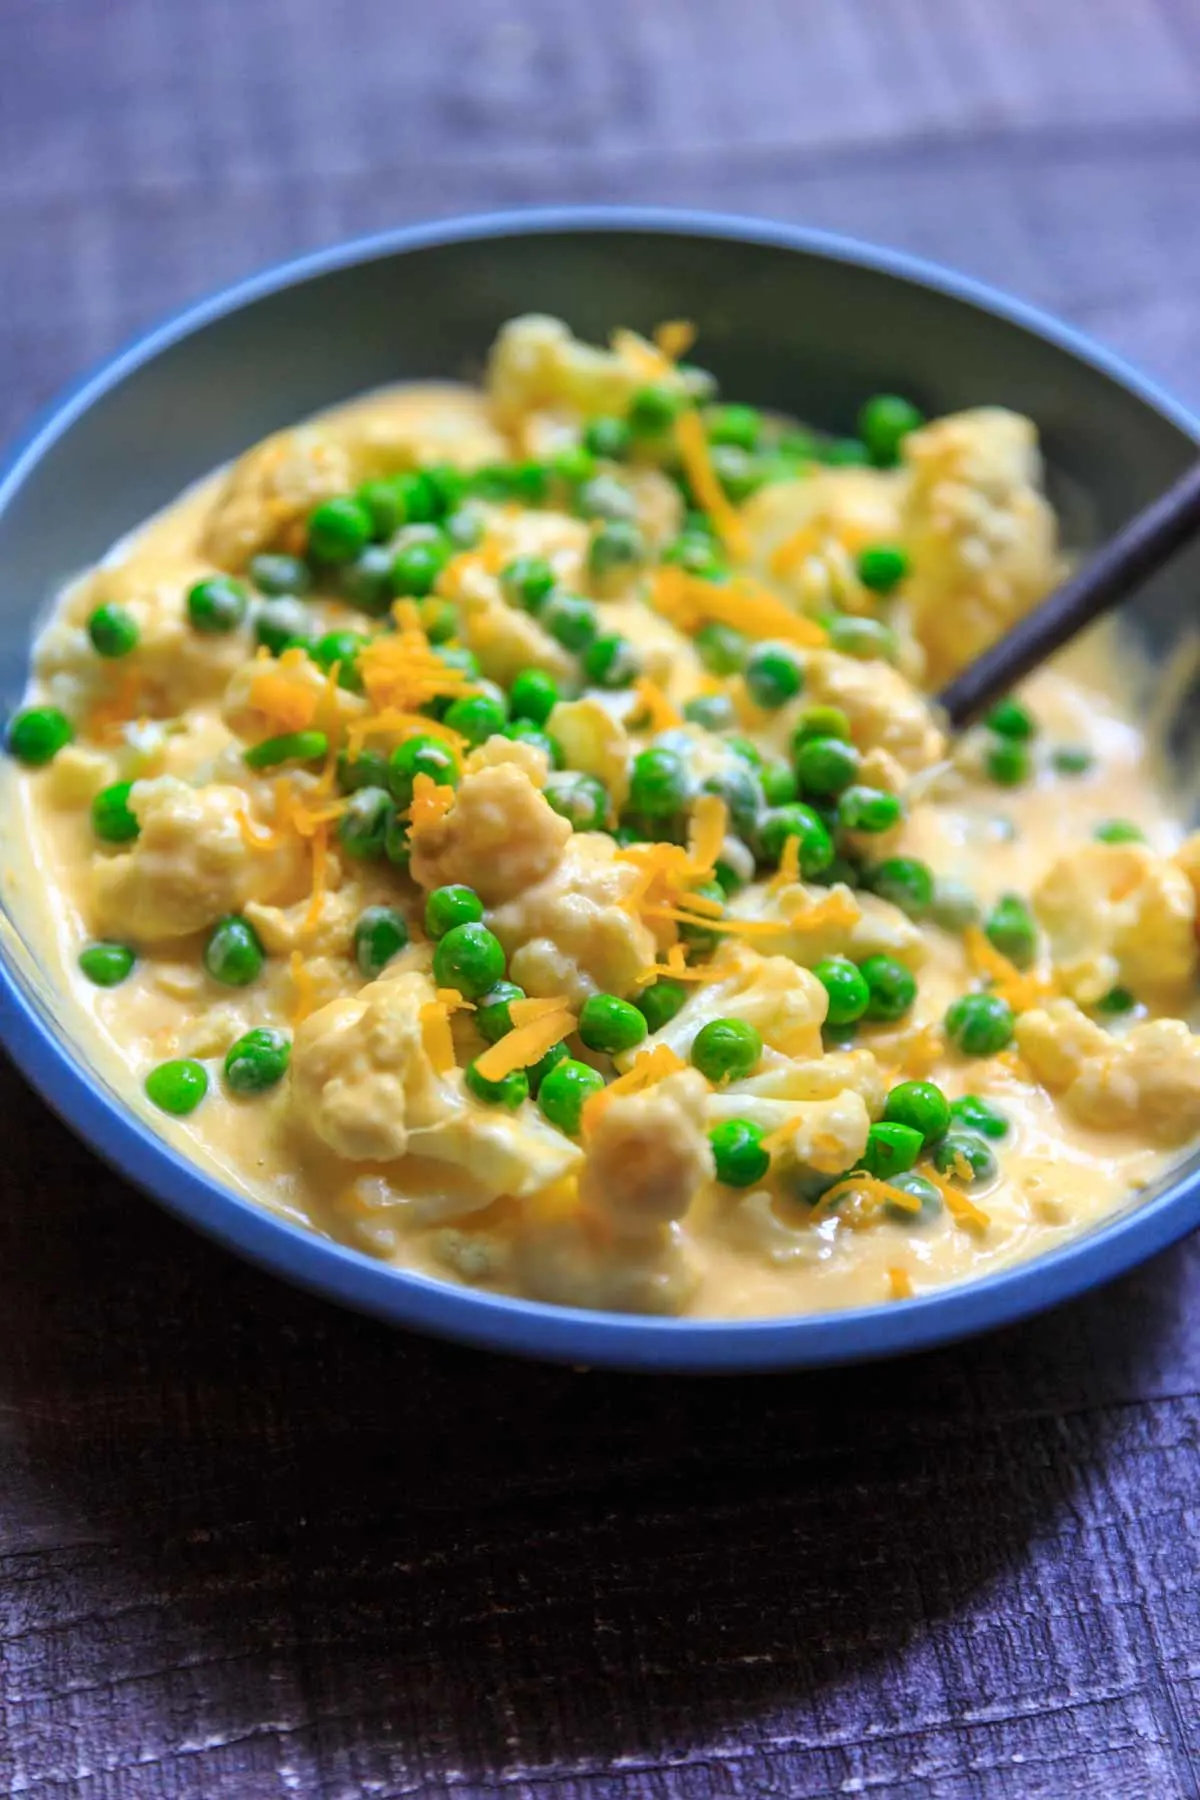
[
  {"x1": 509, "y1": 996, "x2": 573, "y2": 1028},
  {"x1": 687, "y1": 793, "x2": 727, "y2": 874},
  {"x1": 248, "y1": 664, "x2": 321, "y2": 735},
  {"x1": 814, "y1": 1171, "x2": 924, "y2": 1220},
  {"x1": 888, "y1": 1267, "x2": 915, "y2": 1300},
  {"x1": 473, "y1": 1008, "x2": 577, "y2": 1081},
  {"x1": 964, "y1": 927, "x2": 1055, "y2": 1013},
  {"x1": 654, "y1": 318, "x2": 696, "y2": 361},
  {"x1": 632, "y1": 676, "x2": 682, "y2": 733},
  {"x1": 581, "y1": 1044, "x2": 690, "y2": 1136},
  {"x1": 611, "y1": 327, "x2": 672, "y2": 380},
  {"x1": 918, "y1": 1162, "x2": 991, "y2": 1233},
  {"x1": 406, "y1": 773, "x2": 456, "y2": 834},
  {"x1": 787, "y1": 891, "x2": 861, "y2": 933},
  {"x1": 652, "y1": 565, "x2": 827, "y2": 649},
  {"x1": 674, "y1": 410, "x2": 752, "y2": 562}
]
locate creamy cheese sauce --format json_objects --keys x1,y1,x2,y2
[{"x1": 4, "y1": 317, "x2": 1199, "y2": 1319}]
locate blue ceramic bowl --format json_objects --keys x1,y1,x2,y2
[{"x1": 2, "y1": 207, "x2": 1199, "y2": 1371}]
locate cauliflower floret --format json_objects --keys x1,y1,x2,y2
[
  {"x1": 742, "y1": 468, "x2": 905, "y2": 612},
  {"x1": 463, "y1": 733, "x2": 550, "y2": 788},
  {"x1": 1033, "y1": 842, "x2": 1198, "y2": 1004},
  {"x1": 90, "y1": 777, "x2": 305, "y2": 941},
  {"x1": 901, "y1": 407, "x2": 1061, "y2": 682},
  {"x1": 793, "y1": 650, "x2": 945, "y2": 773},
  {"x1": 487, "y1": 315, "x2": 687, "y2": 431},
  {"x1": 202, "y1": 427, "x2": 356, "y2": 570},
  {"x1": 329, "y1": 383, "x2": 507, "y2": 476},
  {"x1": 490, "y1": 834, "x2": 658, "y2": 1005},
  {"x1": 456, "y1": 578, "x2": 576, "y2": 687},
  {"x1": 578, "y1": 1070, "x2": 713, "y2": 1234},
  {"x1": 37, "y1": 553, "x2": 247, "y2": 719},
  {"x1": 727, "y1": 881, "x2": 926, "y2": 969},
  {"x1": 1017, "y1": 999, "x2": 1200, "y2": 1143},
  {"x1": 624, "y1": 952, "x2": 828, "y2": 1069},
  {"x1": 410, "y1": 762, "x2": 571, "y2": 906},
  {"x1": 708, "y1": 1045, "x2": 886, "y2": 1174},
  {"x1": 222, "y1": 647, "x2": 366, "y2": 744},
  {"x1": 545, "y1": 698, "x2": 631, "y2": 812},
  {"x1": 624, "y1": 465, "x2": 685, "y2": 551}
]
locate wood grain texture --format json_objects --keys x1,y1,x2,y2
[{"x1": 2, "y1": 1, "x2": 1200, "y2": 1794}]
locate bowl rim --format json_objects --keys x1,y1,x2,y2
[{"x1": 3, "y1": 202, "x2": 1200, "y2": 1372}]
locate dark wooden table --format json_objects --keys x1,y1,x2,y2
[{"x1": 4, "y1": 3, "x2": 1200, "y2": 1794}]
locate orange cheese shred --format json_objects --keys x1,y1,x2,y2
[
  {"x1": 419, "y1": 1000, "x2": 458, "y2": 1074},
  {"x1": 248, "y1": 667, "x2": 320, "y2": 735},
  {"x1": 473, "y1": 1008, "x2": 578, "y2": 1082},
  {"x1": 687, "y1": 793, "x2": 727, "y2": 875},
  {"x1": 509, "y1": 996, "x2": 573, "y2": 1028},
  {"x1": 358, "y1": 626, "x2": 474, "y2": 715},
  {"x1": 917, "y1": 1161, "x2": 991, "y2": 1233},
  {"x1": 611, "y1": 327, "x2": 672, "y2": 380},
  {"x1": 581, "y1": 1044, "x2": 689, "y2": 1136},
  {"x1": 888, "y1": 1267, "x2": 915, "y2": 1301},
  {"x1": 630, "y1": 941, "x2": 724, "y2": 989},
  {"x1": 769, "y1": 522, "x2": 823, "y2": 580},
  {"x1": 654, "y1": 318, "x2": 696, "y2": 361},
  {"x1": 963, "y1": 927, "x2": 1054, "y2": 1014},
  {"x1": 407, "y1": 773, "x2": 456, "y2": 834},
  {"x1": 769, "y1": 834, "x2": 802, "y2": 892},
  {"x1": 632, "y1": 676, "x2": 682, "y2": 733},
  {"x1": 788, "y1": 891, "x2": 861, "y2": 933},
  {"x1": 674, "y1": 410, "x2": 752, "y2": 562},
  {"x1": 813, "y1": 1171, "x2": 923, "y2": 1219},
  {"x1": 652, "y1": 565, "x2": 827, "y2": 649}
]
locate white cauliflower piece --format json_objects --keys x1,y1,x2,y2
[
  {"x1": 742, "y1": 467, "x2": 905, "y2": 610},
  {"x1": 624, "y1": 952, "x2": 828, "y2": 1069},
  {"x1": 1033, "y1": 842, "x2": 1198, "y2": 1004},
  {"x1": 624, "y1": 466, "x2": 685, "y2": 551},
  {"x1": 901, "y1": 407, "x2": 1061, "y2": 682},
  {"x1": 409, "y1": 762, "x2": 571, "y2": 906},
  {"x1": 1017, "y1": 999, "x2": 1200, "y2": 1144},
  {"x1": 727, "y1": 881, "x2": 926, "y2": 969},
  {"x1": 545, "y1": 697, "x2": 632, "y2": 812},
  {"x1": 202, "y1": 426, "x2": 356, "y2": 570},
  {"x1": 487, "y1": 315, "x2": 687, "y2": 430},
  {"x1": 708, "y1": 1045, "x2": 886, "y2": 1174},
  {"x1": 90, "y1": 777, "x2": 305, "y2": 941},
  {"x1": 794, "y1": 649, "x2": 946, "y2": 773},
  {"x1": 40, "y1": 743, "x2": 120, "y2": 808},
  {"x1": 37, "y1": 553, "x2": 248, "y2": 719},
  {"x1": 490, "y1": 834, "x2": 658, "y2": 1005},
  {"x1": 578, "y1": 1070, "x2": 713, "y2": 1234},
  {"x1": 450, "y1": 557, "x2": 576, "y2": 686},
  {"x1": 330, "y1": 383, "x2": 507, "y2": 475},
  {"x1": 463, "y1": 733, "x2": 550, "y2": 788}
]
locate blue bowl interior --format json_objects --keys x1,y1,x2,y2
[{"x1": 2, "y1": 208, "x2": 1199, "y2": 1370}]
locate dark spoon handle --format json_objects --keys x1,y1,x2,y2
[{"x1": 937, "y1": 457, "x2": 1200, "y2": 730}]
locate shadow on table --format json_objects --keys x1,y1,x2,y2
[{"x1": 2, "y1": 1093, "x2": 1190, "y2": 1787}]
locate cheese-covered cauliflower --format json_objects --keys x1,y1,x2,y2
[
  {"x1": 1017, "y1": 1000, "x2": 1200, "y2": 1143},
  {"x1": 330, "y1": 383, "x2": 507, "y2": 476},
  {"x1": 742, "y1": 468, "x2": 905, "y2": 613},
  {"x1": 626, "y1": 952, "x2": 828, "y2": 1068},
  {"x1": 487, "y1": 314, "x2": 687, "y2": 431},
  {"x1": 90, "y1": 777, "x2": 305, "y2": 941},
  {"x1": 222, "y1": 647, "x2": 366, "y2": 744},
  {"x1": 901, "y1": 408, "x2": 1060, "y2": 682},
  {"x1": 545, "y1": 697, "x2": 632, "y2": 812},
  {"x1": 709, "y1": 1045, "x2": 886, "y2": 1174},
  {"x1": 489, "y1": 833, "x2": 658, "y2": 1005},
  {"x1": 202, "y1": 427, "x2": 355, "y2": 570},
  {"x1": 727, "y1": 882, "x2": 926, "y2": 969},
  {"x1": 797, "y1": 650, "x2": 946, "y2": 773},
  {"x1": 409, "y1": 762, "x2": 571, "y2": 906},
  {"x1": 1033, "y1": 842, "x2": 1198, "y2": 1004},
  {"x1": 579, "y1": 1069, "x2": 713, "y2": 1232},
  {"x1": 37, "y1": 553, "x2": 248, "y2": 720},
  {"x1": 454, "y1": 573, "x2": 576, "y2": 687}
]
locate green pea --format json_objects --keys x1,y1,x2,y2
[
  {"x1": 442, "y1": 692, "x2": 507, "y2": 747},
  {"x1": 420, "y1": 598, "x2": 459, "y2": 644},
  {"x1": 244, "y1": 729, "x2": 328, "y2": 772},
  {"x1": 869, "y1": 857, "x2": 934, "y2": 918},
  {"x1": 860, "y1": 954, "x2": 917, "y2": 1022},
  {"x1": 338, "y1": 786, "x2": 393, "y2": 860},
  {"x1": 398, "y1": 469, "x2": 447, "y2": 522},
  {"x1": 758, "y1": 804, "x2": 834, "y2": 876},
  {"x1": 930, "y1": 877, "x2": 980, "y2": 934},
  {"x1": 709, "y1": 1118, "x2": 770, "y2": 1188},
  {"x1": 508, "y1": 668, "x2": 560, "y2": 727},
  {"x1": 859, "y1": 1120, "x2": 924, "y2": 1180},
  {"x1": 224, "y1": 1028, "x2": 290, "y2": 1095},
  {"x1": 706, "y1": 404, "x2": 761, "y2": 451},
  {"x1": 543, "y1": 592, "x2": 599, "y2": 653},
  {"x1": 584, "y1": 416, "x2": 632, "y2": 460},
  {"x1": 78, "y1": 942, "x2": 135, "y2": 987},
  {"x1": 1093, "y1": 819, "x2": 1145, "y2": 844},
  {"x1": 307, "y1": 495, "x2": 372, "y2": 563},
  {"x1": 695, "y1": 622, "x2": 749, "y2": 676},
  {"x1": 145, "y1": 1058, "x2": 208, "y2": 1116},
  {"x1": 578, "y1": 994, "x2": 648, "y2": 1057},
  {"x1": 432, "y1": 922, "x2": 506, "y2": 998},
  {"x1": 679, "y1": 878, "x2": 726, "y2": 955},
  {"x1": 636, "y1": 979, "x2": 688, "y2": 1034},
  {"x1": 337, "y1": 747, "x2": 391, "y2": 794},
  {"x1": 683, "y1": 693, "x2": 735, "y2": 732},
  {"x1": 538, "y1": 1057, "x2": 606, "y2": 1136},
  {"x1": 711, "y1": 445, "x2": 768, "y2": 502},
  {"x1": 588, "y1": 521, "x2": 645, "y2": 580},
  {"x1": 986, "y1": 698, "x2": 1036, "y2": 741},
  {"x1": 526, "y1": 1039, "x2": 570, "y2": 1096},
  {"x1": 87, "y1": 602, "x2": 139, "y2": 658},
  {"x1": 355, "y1": 477, "x2": 405, "y2": 540},
  {"x1": 1052, "y1": 745, "x2": 1093, "y2": 776},
  {"x1": 629, "y1": 383, "x2": 685, "y2": 436},
  {"x1": 203, "y1": 914, "x2": 265, "y2": 987},
  {"x1": 505, "y1": 721, "x2": 563, "y2": 766},
  {"x1": 465, "y1": 1060, "x2": 529, "y2": 1110},
  {"x1": 726, "y1": 735, "x2": 765, "y2": 770},
  {"x1": 255, "y1": 597, "x2": 313, "y2": 657},
  {"x1": 187, "y1": 576, "x2": 247, "y2": 634},
  {"x1": 838, "y1": 785, "x2": 903, "y2": 834},
  {"x1": 1097, "y1": 986, "x2": 1137, "y2": 1015},
  {"x1": 8, "y1": 705, "x2": 73, "y2": 765},
  {"x1": 390, "y1": 533, "x2": 450, "y2": 599},
  {"x1": 883, "y1": 1079, "x2": 951, "y2": 1144},
  {"x1": 575, "y1": 474, "x2": 638, "y2": 523},
  {"x1": 475, "y1": 981, "x2": 525, "y2": 1044},
  {"x1": 792, "y1": 705, "x2": 852, "y2": 750},
  {"x1": 702, "y1": 764, "x2": 762, "y2": 839},
  {"x1": 984, "y1": 894, "x2": 1038, "y2": 970},
  {"x1": 425, "y1": 884, "x2": 484, "y2": 940},
  {"x1": 813, "y1": 956, "x2": 870, "y2": 1026},
  {"x1": 544, "y1": 772, "x2": 608, "y2": 831},
  {"x1": 857, "y1": 394, "x2": 924, "y2": 465},
  {"x1": 92, "y1": 781, "x2": 139, "y2": 844},
  {"x1": 340, "y1": 544, "x2": 396, "y2": 615},
  {"x1": 311, "y1": 630, "x2": 367, "y2": 692},
  {"x1": 824, "y1": 438, "x2": 871, "y2": 467},
  {"x1": 663, "y1": 533, "x2": 725, "y2": 580},
  {"x1": 985, "y1": 738, "x2": 1031, "y2": 786},
  {"x1": 445, "y1": 505, "x2": 486, "y2": 550},
  {"x1": 630, "y1": 747, "x2": 690, "y2": 820},
  {"x1": 691, "y1": 1017, "x2": 762, "y2": 1083},
  {"x1": 249, "y1": 553, "x2": 312, "y2": 597},
  {"x1": 744, "y1": 643, "x2": 803, "y2": 710},
  {"x1": 883, "y1": 1169, "x2": 944, "y2": 1223},
  {"x1": 353, "y1": 905, "x2": 411, "y2": 979},
  {"x1": 795, "y1": 734, "x2": 860, "y2": 797},
  {"x1": 944, "y1": 992, "x2": 1014, "y2": 1056},
  {"x1": 778, "y1": 429, "x2": 820, "y2": 462},
  {"x1": 933, "y1": 1129, "x2": 998, "y2": 1185},
  {"x1": 856, "y1": 544, "x2": 910, "y2": 594},
  {"x1": 827, "y1": 615, "x2": 897, "y2": 662},
  {"x1": 583, "y1": 634, "x2": 642, "y2": 689},
  {"x1": 760, "y1": 761, "x2": 799, "y2": 807},
  {"x1": 950, "y1": 1094, "x2": 1009, "y2": 1139},
  {"x1": 501, "y1": 556, "x2": 557, "y2": 614},
  {"x1": 387, "y1": 734, "x2": 460, "y2": 804}
]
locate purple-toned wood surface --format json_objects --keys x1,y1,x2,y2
[{"x1": 3, "y1": 2, "x2": 1200, "y2": 1793}]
